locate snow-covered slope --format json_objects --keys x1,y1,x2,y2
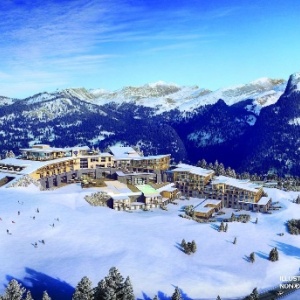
[
  {"x1": 177, "y1": 78, "x2": 286, "y2": 113},
  {"x1": 0, "y1": 184, "x2": 300, "y2": 299}
]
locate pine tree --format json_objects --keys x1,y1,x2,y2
[
  {"x1": 230, "y1": 213, "x2": 236, "y2": 222},
  {"x1": 72, "y1": 276, "x2": 94, "y2": 300},
  {"x1": 191, "y1": 240, "x2": 197, "y2": 253},
  {"x1": 274, "y1": 247, "x2": 279, "y2": 261},
  {"x1": 171, "y1": 287, "x2": 182, "y2": 300},
  {"x1": 224, "y1": 223, "x2": 228, "y2": 232},
  {"x1": 181, "y1": 239, "x2": 186, "y2": 248},
  {"x1": 94, "y1": 278, "x2": 108, "y2": 300},
  {"x1": 269, "y1": 248, "x2": 279, "y2": 262},
  {"x1": 109, "y1": 267, "x2": 124, "y2": 292},
  {"x1": 249, "y1": 252, "x2": 255, "y2": 263},
  {"x1": 219, "y1": 222, "x2": 225, "y2": 232},
  {"x1": 213, "y1": 160, "x2": 219, "y2": 171},
  {"x1": 25, "y1": 291, "x2": 34, "y2": 300},
  {"x1": 184, "y1": 242, "x2": 192, "y2": 255},
  {"x1": 216, "y1": 296, "x2": 221, "y2": 300},
  {"x1": 1, "y1": 279, "x2": 26, "y2": 300},
  {"x1": 198, "y1": 159, "x2": 207, "y2": 169},
  {"x1": 42, "y1": 291, "x2": 51, "y2": 300},
  {"x1": 269, "y1": 248, "x2": 275, "y2": 261},
  {"x1": 119, "y1": 276, "x2": 134, "y2": 300},
  {"x1": 250, "y1": 287, "x2": 259, "y2": 300},
  {"x1": 153, "y1": 295, "x2": 159, "y2": 300}
]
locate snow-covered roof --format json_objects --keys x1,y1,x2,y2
[
  {"x1": 194, "y1": 199, "x2": 222, "y2": 214},
  {"x1": 98, "y1": 152, "x2": 113, "y2": 157},
  {"x1": 132, "y1": 154, "x2": 170, "y2": 161},
  {"x1": 256, "y1": 197, "x2": 271, "y2": 205},
  {"x1": 212, "y1": 175, "x2": 262, "y2": 193},
  {"x1": 20, "y1": 145, "x2": 90, "y2": 153},
  {"x1": 156, "y1": 183, "x2": 178, "y2": 193},
  {"x1": 102, "y1": 181, "x2": 142, "y2": 198},
  {"x1": 109, "y1": 146, "x2": 141, "y2": 159},
  {"x1": 172, "y1": 163, "x2": 214, "y2": 177}
]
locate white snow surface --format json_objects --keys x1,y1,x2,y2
[{"x1": 0, "y1": 185, "x2": 300, "y2": 299}]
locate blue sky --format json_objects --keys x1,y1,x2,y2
[{"x1": 0, "y1": 0, "x2": 299, "y2": 98}]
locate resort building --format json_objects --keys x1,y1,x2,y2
[
  {"x1": 0, "y1": 144, "x2": 114, "y2": 188},
  {"x1": 172, "y1": 163, "x2": 215, "y2": 197},
  {"x1": 109, "y1": 146, "x2": 171, "y2": 172},
  {"x1": 136, "y1": 184, "x2": 165, "y2": 208},
  {"x1": 156, "y1": 183, "x2": 181, "y2": 201},
  {"x1": 205, "y1": 175, "x2": 271, "y2": 212},
  {"x1": 193, "y1": 199, "x2": 223, "y2": 219}
]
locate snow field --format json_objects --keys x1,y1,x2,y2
[{"x1": 0, "y1": 185, "x2": 299, "y2": 299}]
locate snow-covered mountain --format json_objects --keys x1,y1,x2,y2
[
  {"x1": 0, "y1": 77, "x2": 286, "y2": 115},
  {"x1": 0, "y1": 73, "x2": 299, "y2": 176},
  {"x1": 86, "y1": 78, "x2": 286, "y2": 114}
]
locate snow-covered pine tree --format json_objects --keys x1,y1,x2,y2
[
  {"x1": 249, "y1": 252, "x2": 255, "y2": 263},
  {"x1": 219, "y1": 222, "x2": 225, "y2": 232},
  {"x1": 72, "y1": 276, "x2": 94, "y2": 300},
  {"x1": 1, "y1": 279, "x2": 26, "y2": 300},
  {"x1": 109, "y1": 267, "x2": 124, "y2": 294},
  {"x1": 197, "y1": 159, "x2": 207, "y2": 169},
  {"x1": 93, "y1": 278, "x2": 108, "y2": 300},
  {"x1": 191, "y1": 240, "x2": 197, "y2": 253},
  {"x1": 269, "y1": 248, "x2": 274, "y2": 261},
  {"x1": 184, "y1": 242, "x2": 192, "y2": 255},
  {"x1": 24, "y1": 291, "x2": 34, "y2": 300},
  {"x1": 119, "y1": 276, "x2": 134, "y2": 300},
  {"x1": 213, "y1": 160, "x2": 219, "y2": 171},
  {"x1": 8, "y1": 150, "x2": 15, "y2": 158},
  {"x1": 42, "y1": 291, "x2": 51, "y2": 300},
  {"x1": 216, "y1": 296, "x2": 221, "y2": 300},
  {"x1": 218, "y1": 163, "x2": 226, "y2": 176},
  {"x1": 181, "y1": 239, "x2": 186, "y2": 248},
  {"x1": 171, "y1": 287, "x2": 182, "y2": 300},
  {"x1": 224, "y1": 223, "x2": 228, "y2": 232},
  {"x1": 249, "y1": 287, "x2": 259, "y2": 300},
  {"x1": 274, "y1": 247, "x2": 279, "y2": 261},
  {"x1": 153, "y1": 295, "x2": 159, "y2": 300},
  {"x1": 230, "y1": 213, "x2": 236, "y2": 222}
]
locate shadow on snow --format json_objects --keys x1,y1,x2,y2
[
  {"x1": 5, "y1": 267, "x2": 74, "y2": 300},
  {"x1": 272, "y1": 241, "x2": 300, "y2": 259}
]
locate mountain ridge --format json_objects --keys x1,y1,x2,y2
[{"x1": 0, "y1": 72, "x2": 299, "y2": 176}]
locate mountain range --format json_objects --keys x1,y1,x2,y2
[{"x1": 0, "y1": 72, "x2": 299, "y2": 176}]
